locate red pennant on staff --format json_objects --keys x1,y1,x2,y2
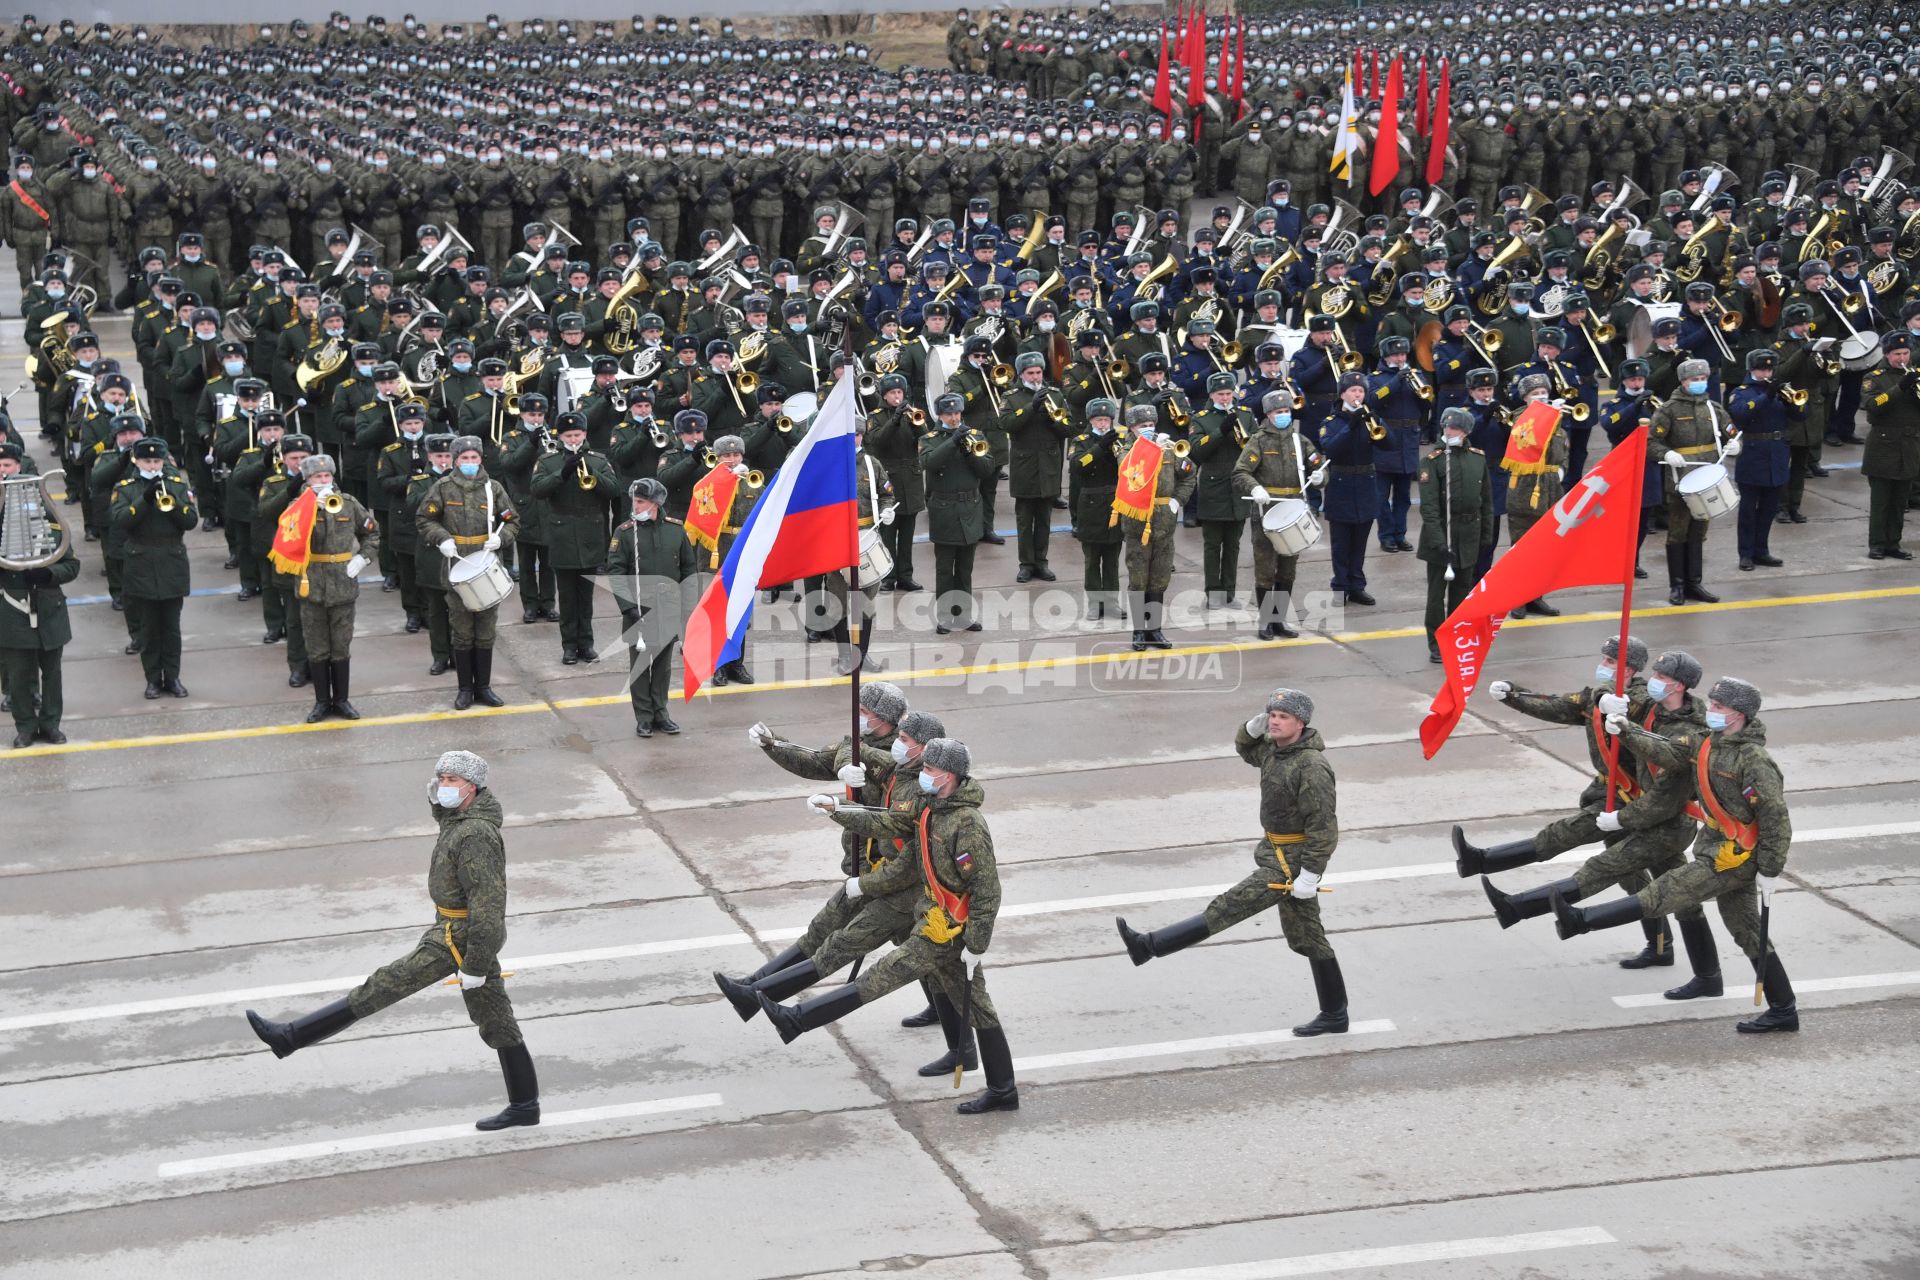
[
  {"x1": 1419, "y1": 429, "x2": 1649, "y2": 758},
  {"x1": 1427, "y1": 59, "x2": 1452, "y2": 185},
  {"x1": 1368, "y1": 55, "x2": 1403, "y2": 198},
  {"x1": 1154, "y1": 19, "x2": 1174, "y2": 137},
  {"x1": 1415, "y1": 56, "x2": 1429, "y2": 138}
]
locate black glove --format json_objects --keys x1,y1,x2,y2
[{"x1": 23, "y1": 568, "x2": 53, "y2": 586}]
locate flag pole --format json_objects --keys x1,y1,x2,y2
[
  {"x1": 844, "y1": 326, "x2": 862, "y2": 802},
  {"x1": 1603, "y1": 426, "x2": 1650, "y2": 811}
]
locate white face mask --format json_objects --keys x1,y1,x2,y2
[
  {"x1": 1595, "y1": 662, "x2": 1616, "y2": 685},
  {"x1": 434, "y1": 784, "x2": 464, "y2": 808}
]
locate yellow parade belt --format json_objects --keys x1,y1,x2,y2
[
  {"x1": 309, "y1": 552, "x2": 356, "y2": 563},
  {"x1": 437, "y1": 905, "x2": 470, "y2": 969},
  {"x1": 453, "y1": 533, "x2": 489, "y2": 545},
  {"x1": 1265, "y1": 831, "x2": 1305, "y2": 891}
]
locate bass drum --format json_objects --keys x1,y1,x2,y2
[
  {"x1": 1625, "y1": 302, "x2": 1683, "y2": 360},
  {"x1": 1840, "y1": 331, "x2": 1884, "y2": 371},
  {"x1": 782, "y1": 390, "x2": 820, "y2": 428}
]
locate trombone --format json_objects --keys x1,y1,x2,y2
[
  {"x1": 1576, "y1": 315, "x2": 1615, "y2": 382},
  {"x1": 1545, "y1": 361, "x2": 1592, "y2": 421},
  {"x1": 1326, "y1": 326, "x2": 1364, "y2": 373}
]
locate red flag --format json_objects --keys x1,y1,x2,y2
[
  {"x1": 1232, "y1": 17, "x2": 1247, "y2": 117},
  {"x1": 1368, "y1": 55, "x2": 1403, "y2": 198},
  {"x1": 1352, "y1": 48, "x2": 1365, "y2": 96},
  {"x1": 1369, "y1": 49, "x2": 1380, "y2": 98},
  {"x1": 1426, "y1": 59, "x2": 1452, "y2": 185},
  {"x1": 1154, "y1": 19, "x2": 1174, "y2": 138},
  {"x1": 1415, "y1": 56, "x2": 1429, "y2": 138},
  {"x1": 1216, "y1": 17, "x2": 1232, "y2": 102},
  {"x1": 1186, "y1": 14, "x2": 1206, "y2": 108},
  {"x1": 1419, "y1": 428, "x2": 1650, "y2": 758}
]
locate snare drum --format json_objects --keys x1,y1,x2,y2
[
  {"x1": 449, "y1": 548, "x2": 515, "y2": 611},
  {"x1": 1677, "y1": 462, "x2": 1738, "y2": 522},
  {"x1": 1260, "y1": 499, "x2": 1322, "y2": 556},
  {"x1": 857, "y1": 526, "x2": 893, "y2": 582}
]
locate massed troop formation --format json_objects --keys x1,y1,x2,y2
[{"x1": 4, "y1": 2, "x2": 1920, "y2": 753}]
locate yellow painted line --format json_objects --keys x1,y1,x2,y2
[{"x1": 11, "y1": 585, "x2": 1918, "y2": 759}]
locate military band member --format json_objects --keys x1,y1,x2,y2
[
  {"x1": 864, "y1": 374, "x2": 926, "y2": 592},
  {"x1": 1860, "y1": 333, "x2": 1918, "y2": 561},
  {"x1": 373, "y1": 404, "x2": 432, "y2": 634},
  {"x1": 1558, "y1": 677, "x2": 1799, "y2": 1035},
  {"x1": 1117, "y1": 689, "x2": 1351, "y2": 1037},
  {"x1": 1233, "y1": 389, "x2": 1318, "y2": 640},
  {"x1": 922, "y1": 393, "x2": 996, "y2": 634},
  {"x1": 408, "y1": 435, "x2": 457, "y2": 675},
  {"x1": 1189, "y1": 371, "x2": 1259, "y2": 608},
  {"x1": 531, "y1": 411, "x2": 620, "y2": 664},
  {"x1": 1727, "y1": 348, "x2": 1799, "y2": 571},
  {"x1": 1070, "y1": 399, "x2": 1126, "y2": 621},
  {"x1": 255, "y1": 432, "x2": 314, "y2": 684},
  {"x1": 1119, "y1": 405, "x2": 1198, "y2": 651},
  {"x1": 419, "y1": 435, "x2": 519, "y2": 710},
  {"x1": 110, "y1": 437, "x2": 197, "y2": 699},
  {"x1": 499, "y1": 392, "x2": 558, "y2": 624},
  {"x1": 1599, "y1": 359, "x2": 1663, "y2": 579},
  {"x1": 767, "y1": 737, "x2": 1018, "y2": 1115},
  {"x1": 1418, "y1": 408, "x2": 1496, "y2": 663},
  {"x1": 1771, "y1": 303, "x2": 1837, "y2": 522},
  {"x1": 0, "y1": 442, "x2": 78, "y2": 747},
  {"x1": 247, "y1": 750, "x2": 543, "y2": 1128},
  {"x1": 1653, "y1": 357, "x2": 1729, "y2": 607},
  {"x1": 1317, "y1": 374, "x2": 1379, "y2": 606},
  {"x1": 291, "y1": 453, "x2": 378, "y2": 722},
  {"x1": 1002, "y1": 351, "x2": 1073, "y2": 583},
  {"x1": 604, "y1": 477, "x2": 696, "y2": 737},
  {"x1": 703, "y1": 434, "x2": 760, "y2": 687},
  {"x1": 1502, "y1": 373, "x2": 1571, "y2": 618}
]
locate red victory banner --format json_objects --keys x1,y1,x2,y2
[{"x1": 1420, "y1": 428, "x2": 1649, "y2": 758}]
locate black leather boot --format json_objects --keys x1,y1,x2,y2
[
  {"x1": 1483, "y1": 875, "x2": 1578, "y2": 929},
  {"x1": 714, "y1": 957, "x2": 820, "y2": 1021},
  {"x1": 473, "y1": 647, "x2": 505, "y2": 707},
  {"x1": 1663, "y1": 915, "x2": 1725, "y2": 999},
  {"x1": 245, "y1": 998, "x2": 359, "y2": 1059},
  {"x1": 1683, "y1": 540, "x2": 1719, "y2": 603},
  {"x1": 1552, "y1": 890, "x2": 1645, "y2": 940},
  {"x1": 1618, "y1": 917, "x2": 1676, "y2": 968},
  {"x1": 303, "y1": 661, "x2": 332, "y2": 723},
  {"x1": 1735, "y1": 952, "x2": 1799, "y2": 1033},
  {"x1": 1116, "y1": 912, "x2": 1209, "y2": 966},
  {"x1": 1666, "y1": 543, "x2": 1686, "y2": 606},
  {"x1": 746, "y1": 943, "x2": 806, "y2": 985},
  {"x1": 917, "y1": 994, "x2": 979, "y2": 1078},
  {"x1": 955, "y1": 1025, "x2": 1018, "y2": 1114},
  {"x1": 330, "y1": 659, "x2": 360, "y2": 720},
  {"x1": 1291, "y1": 955, "x2": 1350, "y2": 1036},
  {"x1": 453, "y1": 648, "x2": 475, "y2": 710},
  {"x1": 759, "y1": 983, "x2": 863, "y2": 1045},
  {"x1": 1145, "y1": 590, "x2": 1172, "y2": 648},
  {"x1": 1452, "y1": 825, "x2": 1540, "y2": 877},
  {"x1": 475, "y1": 1042, "x2": 541, "y2": 1130}
]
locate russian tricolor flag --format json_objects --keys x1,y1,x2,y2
[{"x1": 681, "y1": 374, "x2": 861, "y2": 699}]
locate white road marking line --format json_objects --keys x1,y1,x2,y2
[
  {"x1": 1613, "y1": 969, "x2": 1920, "y2": 1008},
  {"x1": 12, "y1": 819, "x2": 1920, "y2": 1034},
  {"x1": 1015, "y1": 1021, "x2": 1396, "y2": 1073},
  {"x1": 156, "y1": 1092, "x2": 724, "y2": 1178},
  {"x1": 1102, "y1": 1227, "x2": 1617, "y2": 1279}
]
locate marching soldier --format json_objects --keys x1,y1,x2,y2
[
  {"x1": 768, "y1": 736, "x2": 1018, "y2": 1116},
  {"x1": 604, "y1": 477, "x2": 696, "y2": 738},
  {"x1": 1558, "y1": 677, "x2": 1800, "y2": 1035},
  {"x1": 419, "y1": 435, "x2": 519, "y2": 710},
  {"x1": 246, "y1": 750, "x2": 543, "y2": 1129},
  {"x1": 0, "y1": 442, "x2": 78, "y2": 747},
  {"x1": 1417, "y1": 408, "x2": 1496, "y2": 663},
  {"x1": 1119, "y1": 405, "x2": 1197, "y2": 651},
  {"x1": 1117, "y1": 689, "x2": 1352, "y2": 1038},
  {"x1": 109, "y1": 437, "x2": 197, "y2": 699},
  {"x1": 286, "y1": 453, "x2": 378, "y2": 723}
]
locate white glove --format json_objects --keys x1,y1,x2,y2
[
  {"x1": 345, "y1": 554, "x2": 367, "y2": 579},
  {"x1": 1605, "y1": 711, "x2": 1628, "y2": 736},
  {"x1": 1721, "y1": 435, "x2": 1743, "y2": 457},
  {"x1": 747, "y1": 721, "x2": 773, "y2": 747},
  {"x1": 1246, "y1": 714, "x2": 1266, "y2": 737},
  {"x1": 806, "y1": 792, "x2": 839, "y2": 814},
  {"x1": 1597, "y1": 692, "x2": 1629, "y2": 716},
  {"x1": 1757, "y1": 874, "x2": 1779, "y2": 905},
  {"x1": 877, "y1": 505, "x2": 896, "y2": 525},
  {"x1": 1556, "y1": 467, "x2": 1566, "y2": 482},
  {"x1": 844, "y1": 875, "x2": 865, "y2": 900},
  {"x1": 1247, "y1": 484, "x2": 1272, "y2": 504},
  {"x1": 458, "y1": 970, "x2": 488, "y2": 991},
  {"x1": 1291, "y1": 870, "x2": 1321, "y2": 900},
  {"x1": 1488, "y1": 679, "x2": 1512, "y2": 701},
  {"x1": 1308, "y1": 462, "x2": 1330, "y2": 488},
  {"x1": 731, "y1": 462, "x2": 749, "y2": 476},
  {"x1": 484, "y1": 531, "x2": 502, "y2": 551},
  {"x1": 837, "y1": 762, "x2": 867, "y2": 788},
  {"x1": 1663, "y1": 449, "x2": 1686, "y2": 467},
  {"x1": 1596, "y1": 809, "x2": 1624, "y2": 833},
  {"x1": 438, "y1": 539, "x2": 459, "y2": 560},
  {"x1": 1167, "y1": 498, "x2": 1181, "y2": 518}
]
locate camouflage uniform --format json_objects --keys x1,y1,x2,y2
[
  {"x1": 295, "y1": 489, "x2": 378, "y2": 662},
  {"x1": 416, "y1": 468, "x2": 518, "y2": 648},
  {"x1": 347, "y1": 788, "x2": 523, "y2": 1047}
]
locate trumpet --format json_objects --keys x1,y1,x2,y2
[
  {"x1": 734, "y1": 369, "x2": 759, "y2": 394},
  {"x1": 649, "y1": 423, "x2": 671, "y2": 448},
  {"x1": 743, "y1": 469, "x2": 766, "y2": 489},
  {"x1": 1778, "y1": 383, "x2": 1809, "y2": 408},
  {"x1": 702, "y1": 447, "x2": 719, "y2": 468},
  {"x1": 772, "y1": 414, "x2": 797, "y2": 435},
  {"x1": 322, "y1": 492, "x2": 345, "y2": 513},
  {"x1": 1403, "y1": 368, "x2": 1434, "y2": 402},
  {"x1": 1166, "y1": 438, "x2": 1191, "y2": 459},
  {"x1": 576, "y1": 455, "x2": 598, "y2": 490},
  {"x1": 155, "y1": 479, "x2": 177, "y2": 513},
  {"x1": 1042, "y1": 391, "x2": 1071, "y2": 426},
  {"x1": 1164, "y1": 395, "x2": 1191, "y2": 429},
  {"x1": 907, "y1": 407, "x2": 928, "y2": 427},
  {"x1": 963, "y1": 431, "x2": 990, "y2": 457},
  {"x1": 1357, "y1": 404, "x2": 1388, "y2": 443}
]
